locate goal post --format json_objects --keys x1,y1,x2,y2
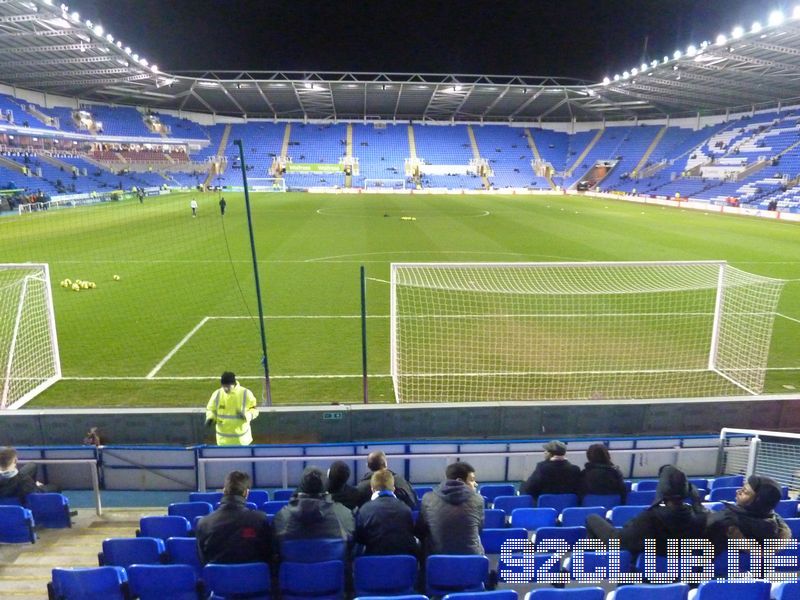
[
  {"x1": 364, "y1": 179, "x2": 407, "y2": 190},
  {"x1": 389, "y1": 261, "x2": 785, "y2": 403},
  {"x1": 0, "y1": 264, "x2": 61, "y2": 409},
  {"x1": 248, "y1": 178, "x2": 287, "y2": 192}
]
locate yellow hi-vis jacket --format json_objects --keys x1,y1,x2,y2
[{"x1": 205, "y1": 382, "x2": 259, "y2": 446}]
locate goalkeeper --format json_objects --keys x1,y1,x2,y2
[{"x1": 205, "y1": 372, "x2": 259, "y2": 445}]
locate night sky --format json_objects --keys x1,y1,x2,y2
[{"x1": 67, "y1": 0, "x2": 783, "y2": 81}]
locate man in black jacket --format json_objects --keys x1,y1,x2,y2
[
  {"x1": 520, "y1": 440, "x2": 581, "y2": 500},
  {"x1": 416, "y1": 461, "x2": 484, "y2": 556},
  {"x1": 355, "y1": 451, "x2": 417, "y2": 510},
  {"x1": 195, "y1": 470, "x2": 272, "y2": 565},
  {"x1": 0, "y1": 447, "x2": 56, "y2": 503},
  {"x1": 326, "y1": 461, "x2": 360, "y2": 510},
  {"x1": 355, "y1": 469, "x2": 418, "y2": 556}
]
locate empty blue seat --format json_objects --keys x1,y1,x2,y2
[
  {"x1": 526, "y1": 588, "x2": 605, "y2": 600},
  {"x1": 694, "y1": 581, "x2": 770, "y2": 600},
  {"x1": 49, "y1": 566, "x2": 128, "y2": 600},
  {"x1": 139, "y1": 515, "x2": 191, "y2": 541},
  {"x1": 272, "y1": 488, "x2": 294, "y2": 501},
  {"x1": 633, "y1": 480, "x2": 659, "y2": 491},
  {"x1": 498, "y1": 551, "x2": 560, "y2": 584},
  {"x1": 99, "y1": 537, "x2": 165, "y2": 567},
  {"x1": 262, "y1": 500, "x2": 289, "y2": 514},
  {"x1": 445, "y1": 592, "x2": 519, "y2": 600},
  {"x1": 205, "y1": 561, "x2": 272, "y2": 600},
  {"x1": 611, "y1": 505, "x2": 648, "y2": 526},
  {"x1": 614, "y1": 583, "x2": 689, "y2": 600},
  {"x1": 127, "y1": 564, "x2": 198, "y2": 600},
  {"x1": 480, "y1": 484, "x2": 516, "y2": 503},
  {"x1": 510, "y1": 507, "x2": 557, "y2": 530},
  {"x1": 480, "y1": 527, "x2": 528, "y2": 554},
  {"x1": 281, "y1": 537, "x2": 346, "y2": 562},
  {"x1": 566, "y1": 550, "x2": 633, "y2": 580},
  {"x1": 709, "y1": 487, "x2": 738, "y2": 502},
  {"x1": 354, "y1": 555, "x2": 417, "y2": 596},
  {"x1": 560, "y1": 506, "x2": 605, "y2": 527},
  {"x1": 785, "y1": 518, "x2": 800, "y2": 539},
  {"x1": 0, "y1": 505, "x2": 35, "y2": 543},
  {"x1": 713, "y1": 549, "x2": 755, "y2": 579},
  {"x1": 581, "y1": 494, "x2": 621, "y2": 508},
  {"x1": 626, "y1": 490, "x2": 656, "y2": 505},
  {"x1": 426, "y1": 555, "x2": 489, "y2": 596},
  {"x1": 537, "y1": 494, "x2": 578, "y2": 512},
  {"x1": 710, "y1": 475, "x2": 744, "y2": 489},
  {"x1": 775, "y1": 500, "x2": 799, "y2": 518},
  {"x1": 247, "y1": 490, "x2": 270, "y2": 505},
  {"x1": 27, "y1": 493, "x2": 71, "y2": 528},
  {"x1": 168, "y1": 501, "x2": 213, "y2": 525},
  {"x1": 533, "y1": 526, "x2": 586, "y2": 547},
  {"x1": 188, "y1": 491, "x2": 224, "y2": 504},
  {"x1": 280, "y1": 559, "x2": 343, "y2": 600},
  {"x1": 494, "y1": 495, "x2": 533, "y2": 515},
  {"x1": 166, "y1": 536, "x2": 203, "y2": 577},
  {"x1": 688, "y1": 478, "x2": 709, "y2": 489},
  {"x1": 0, "y1": 497, "x2": 22, "y2": 506},
  {"x1": 772, "y1": 583, "x2": 800, "y2": 600},
  {"x1": 484, "y1": 509, "x2": 506, "y2": 528}
]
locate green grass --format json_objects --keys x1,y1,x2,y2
[{"x1": 0, "y1": 191, "x2": 797, "y2": 408}]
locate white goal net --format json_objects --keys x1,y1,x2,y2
[
  {"x1": 364, "y1": 179, "x2": 407, "y2": 190},
  {"x1": 390, "y1": 261, "x2": 785, "y2": 403},
  {"x1": 249, "y1": 178, "x2": 287, "y2": 192},
  {"x1": 0, "y1": 264, "x2": 61, "y2": 409}
]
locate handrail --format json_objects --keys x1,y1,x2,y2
[{"x1": 19, "y1": 458, "x2": 101, "y2": 516}]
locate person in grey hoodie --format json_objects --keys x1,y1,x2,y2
[{"x1": 416, "y1": 461, "x2": 484, "y2": 556}]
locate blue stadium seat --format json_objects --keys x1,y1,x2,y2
[
  {"x1": 127, "y1": 564, "x2": 198, "y2": 600},
  {"x1": 626, "y1": 490, "x2": 657, "y2": 505},
  {"x1": 479, "y1": 527, "x2": 528, "y2": 554},
  {"x1": 775, "y1": 500, "x2": 799, "y2": 518},
  {"x1": 168, "y1": 501, "x2": 213, "y2": 527},
  {"x1": 480, "y1": 484, "x2": 516, "y2": 503},
  {"x1": 526, "y1": 588, "x2": 605, "y2": 600},
  {"x1": 205, "y1": 562, "x2": 272, "y2": 600},
  {"x1": 166, "y1": 536, "x2": 203, "y2": 577},
  {"x1": 214, "y1": 500, "x2": 258, "y2": 511},
  {"x1": 247, "y1": 490, "x2": 270, "y2": 505},
  {"x1": 189, "y1": 491, "x2": 224, "y2": 504},
  {"x1": 498, "y1": 551, "x2": 561, "y2": 584},
  {"x1": 426, "y1": 555, "x2": 488, "y2": 596},
  {"x1": 139, "y1": 515, "x2": 191, "y2": 541},
  {"x1": 280, "y1": 559, "x2": 343, "y2": 600},
  {"x1": 353, "y1": 555, "x2": 417, "y2": 596},
  {"x1": 49, "y1": 566, "x2": 128, "y2": 600},
  {"x1": 709, "y1": 487, "x2": 739, "y2": 502},
  {"x1": 414, "y1": 486, "x2": 434, "y2": 502},
  {"x1": 0, "y1": 505, "x2": 35, "y2": 543},
  {"x1": 688, "y1": 478, "x2": 709, "y2": 490},
  {"x1": 537, "y1": 494, "x2": 579, "y2": 512},
  {"x1": 484, "y1": 508, "x2": 506, "y2": 528},
  {"x1": 262, "y1": 500, "x2": 289, "y2": 514},
  {"x1": 560, "y1": 506, "x2": 606, "y2": 527},
  {"x1": 611, "y1": 505, "x2": 648, "y2": 526},
  {"x1": 633, "y1": 480, "x2": 659, "y2": 491},
  {"x1": 99, "y1": 537, "x2": 165, "y2": 567},
  {"x1": 444, "y1": 592, "x2": 519, "y2": 600},
  {"x1": 614, "y1": 584, "x2": 689, "y2": 600},
  {"x1": 533, "y1": 526, "x2": 587, "y2": 547},
  {"x1": 27, "y1": 493, "x2": 71, "y2": 528},
  {"x1": 509, "y1": 507, "x2": 557, "y2": 530},
  {"x1": 281, "y1": 538, "x2": 346, "y2": 563},
  {"x1": 272, "y1": 488, "x2": 294, "y2": 501},
  {"x1": 356, "y1": 597, "x2": 427, "y2": 600},
  {"x1": 493, "y1": 495, "x2": 533, "y2": 515},
  {"x1": 713, "y1": 549, "x2": 754, "y2": 579},
  {"x1": 566, "y1": 550, "x2": 633, "y2": 580},
  {"x1": 581, "y1": 494, "x2": 621, "y2": 508},
  {"x1": 772, "y1": 583, "x2": 800, "y2": 600},
  {"x1": 710, "y1": 475, "x2": 744, "y2": 489},
  {"x1": 785, "y1": 518, "x2": 800, "y2": 539},
  {"x1": 693, "y1": 581, "x2": 770, "y2": 600}
]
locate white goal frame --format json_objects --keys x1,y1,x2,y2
[
  {"x1": 389, "y1": 260, "x2": 785, "y2": 403},
  {"x1": 364, "y1": 178, "x2": 407, "y2": 190},
  {"x1": 248, "y1": 177, "x2": 287, "y2": 192},
  {"x1": 0, "y1": 263, "x2": 61, "y2": 409}
]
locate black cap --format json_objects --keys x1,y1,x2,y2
[
  {"x1": 220, "y1": 372, "x2": 236, "y2": 386},
  {"x1": 746, "y1": 475, "x2": 782, "y2": 517},
  {"x1": 651, "y1": 465, "x2": 690, "y2": 506},
  {"x1": 298, "y1": 466, "x2": 325, "y2": 495}
]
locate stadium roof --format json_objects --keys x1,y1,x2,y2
[{"x1": 6, "y1": 1, "x2": 800, "y2": 122}]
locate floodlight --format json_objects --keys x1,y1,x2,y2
[
  {"x1": 650, "y1": 60, "x2": 658, "y2": 67},
  {"x1": 751, "y1": 21, "x2": 762, "y2": 33},
  {"x1": 93, "y1": 24, "x2": 103, "y2": 36},
  {"x1": 132, "y1": 53, "x2": 139, "y2": 61},
  {"x1": 663, "y1": 56, "x2": 669, "y2": 63},
  {"x1": 686, "y1": 45, "x2": 697, "y2": 56},
  {"x1": 453, "y1": 85, "x2": 462, "y2": 92},
  {"x1": 151, "y1": 65, "x2": 158, "y2": 73},
  {"x1": 106, "y1": 34, "x2": 113, "y2": 42},
  {"x1": 640, "y1": 63, "x2": 648, "y2": 71},
  {"x1": 602, "y1": 77, "x2": 610, "y2": 85},
  {"x1": 70, "y1": 11, "x2": 79, "y2": 20},
  {"x1": 116, "y1": 41, "x2": 122, "y2": 48},
  {"x1": 125, "y1": 46, "x2": 131, "y2": 54},
  {"x1": 673, "y1": 50, "x2": 682, "y2": 59},
  {"x1": 732, "y1": 26, "x2": 744, "y2": 39},
  {"x1": 303, "y1": 82, "x2": 312, "y2": 89},
  {"x1": 140, "y1": 58, "x2": 148, "y2": 66},
  {"x1": 716, "y1": 34, "x2": 727, "y2": 45},
  {"x1": 768, "y1": 10, "x2": 784, "y2": 26},
  {"x1": 84, "y1": 19, "x2": 91, "y2": 27},
  {"x1": 631, "y1": 68, "x2": 638, "y2": 75},
  {"x1": 613, "y1": 74, "x2": 620, "y2": 81},
  {"x1": 622, "y1": 71, "x2": 630, "y2": 79}
]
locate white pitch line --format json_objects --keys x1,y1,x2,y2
[
  {"x1": 146, "y1": 317, "x2": 209, "y2": 379},
  {"x1": 778, "y1": 313, "x2": 800, "y2": 325}
]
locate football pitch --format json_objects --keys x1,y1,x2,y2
[{"x1": 1, "y1": 191, "x2": 799, "y2": 408}]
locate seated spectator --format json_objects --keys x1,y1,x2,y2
[
  {"x1": 356, "y1": 451, "x2": 417, "y2": 510},
  {"x1": 580, "y1": 443, "x2": 627, "y2": 502},
  {"x1": 520, "y1": 440, "x2": 581, "y2": 500},
  {"x1": 416, "y1": 462, "x2": 483, "y2": 556},
  {"x1": 195, "y1": 470, "x2": 271, "y2": 565},
  {"x1": 0, "y1": 447, "x2": 57, "y2": 503},
  {"x1": 355, "y1": 469, "x2": 418, "y2": 556},
  {"x1": 326, "y1": 460, "x2": 360, "y2": 510},
  {"x1": 586, "y1": 465, "x2": 706, "y2": 555},
  {"x1": 706, "y1": 475, "x2": 791, "y2": 552},
  {"x1": 273, "y1": 466, "x2": 355, "y2": 545}
]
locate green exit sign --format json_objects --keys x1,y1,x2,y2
[{"x1": 323, "y1": 412, "x2": 343, "y2": 420}]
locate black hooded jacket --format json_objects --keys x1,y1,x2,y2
[
  {"x1": 580, "y1": 462, "x2": 627, "y2": 501},
  {"x1": 273, "y1": 492, "x2": 355, "y2": 543},
  {"x1": 416, "y1": 479, "x2": 484, "y2": 555},
  {"x1": 195, "y1": 495, "x2": 272, "y2": 565}
]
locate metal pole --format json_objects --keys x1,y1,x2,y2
[
  {"x1": 234, "y1": 139, "x2": 272, "y2": 406},
  {"x1": 360, "y1": 265, "x2": 369, "y2": 404}
]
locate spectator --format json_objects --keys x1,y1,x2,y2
[
  {"x1": 273, "y1": 466, "x2": 355, "y2": 545},
  {"x1": 416, "y1": 461, "x2": 484, "y2": 556},
  {"x1": 585, "y1": 465, "x2": 706, "y2": 556},
  {"x1": 706, "y1": 475, "x2": 791, "y2": 552},
  {"x1": 355, "y1": 469, "x2": 418, "y2": 556},
  {"x1": 580, "y1": 443, "x2": 627, "y2": 502},
  {"x1": 356, "y1": 451, "x2": 417, "y2": 510},
  {"x1": 0, "y1": 447, "x2": 58, "y2": 503},
  {"x1": 204, "y1": 371, "x2": 259, "y2": 446},
  {"x1": 326, "y1": 460, "x2": 360, "y2": 510},
  {"x1": 520, "y1": 440, "x2": 581, "y2": 500},
  {"x1": 195, "y1": 470, "x2": 271, "y2": 565}
]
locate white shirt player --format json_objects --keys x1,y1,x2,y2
[{"x1": 190, "y1": 199, "x2": 198, "y2": 217}]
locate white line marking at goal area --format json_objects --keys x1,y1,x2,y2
[
  {"x1": 778, "y1": 313, "x2": 800, "y2": 325},
  {"x1": 146, "y1": 317, "x2": 209, "y2": 379}
]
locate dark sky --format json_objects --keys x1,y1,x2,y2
[{"x1": 67, "y1": 0, "x2": 783, "y2": 81}]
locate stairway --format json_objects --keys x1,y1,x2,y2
[
  {"x1": 38, "y1": 154, "x2": 75, "y2": 172},
  {"x1": 407, "y1": 125, "x2": 417, "y2": 159},
  {"x1": 633, "y1": 126, "x2": 667, "y2": 175},
  {"x1": 525, "y1": 129, "x2": 555, "y2": 190},
  {"x1": 203, "y1": 124, "x2": 232, "y2": 188},
  {"x1": 0, "y1": 155, "x2": 29, "y2": 175},
  {"x1": 345, "y1": 123, "x2": 353, "y2": 188},
  {"x1": 466, "y1": 125, "x2": 490, "y2": 189},
  {"x1": 565, "y1": 128, "x2": 604, "y2": 177},
  {"x1": 280, "y1": 123, "x2": 292, "y2": 158}
]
